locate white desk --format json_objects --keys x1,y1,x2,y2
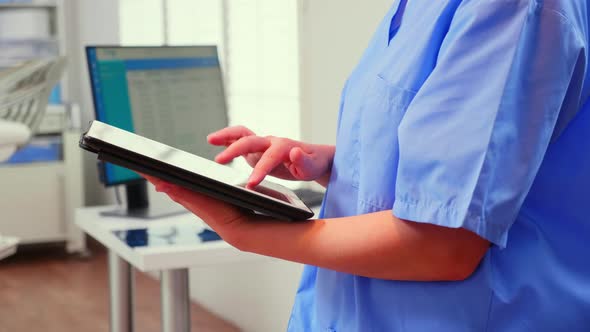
[
  {"x1": 75, "y1": 206, "x2": 267, "y2": 332},
  {"x1": 0, "y1": 236, "x2": 18, "y2": 261}
]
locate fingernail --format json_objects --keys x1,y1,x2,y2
[{"x1": 247, "y1": 178, "x2": 259, "y2": 189}]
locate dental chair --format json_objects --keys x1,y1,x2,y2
[
  {"x1": 0, "y1": 120, "x2": 30, "y2": 162},
  {"x1": 0, "y1": 57, "x2": 66, "y2": 259}
]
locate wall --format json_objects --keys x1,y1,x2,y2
[
  {"x1": 118, "y1": 2, "x2": 305, "y2": 330},
  {"x1": 190, "y1": 259, "x2": 304, "y2": 331},
  {"x1": 64, "y1": 0, "x2": 120, "y2": 206},
  {"x1": 298, "y1": 0, "x2": 394, "y2": 144}
]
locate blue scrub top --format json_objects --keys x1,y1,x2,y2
[{"x1": 288, "y1": 1, "x2": 590, "y2": 331}]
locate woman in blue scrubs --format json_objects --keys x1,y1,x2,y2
[{"x1": 146, "y1": 1, "x2": 590, "y2": 331}]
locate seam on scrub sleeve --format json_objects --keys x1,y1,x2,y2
[
  {"x1": 467, "y1": 3, "x2": 582, "y2": 248},
  {"x1": 436, "y1": 1, "x2": 530, "y2": 247},
  {"x1": 462, "y1": 3, "x2": 530, "y2": 239}
]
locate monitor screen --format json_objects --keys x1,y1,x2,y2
[{"x1": 86, "y1": 46, "x2": 228, "y2": 186}]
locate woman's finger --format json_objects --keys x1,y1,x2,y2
[
  {"x1": 166, "y1": 185, "x2": 208, "y2": 208},
  {"x1": 215, "y1": 135, "x2": 271, "y2": 164},
  {"x1": 244, "y1": 152, "x2": 264, "y2": 168},
  {"x1": 207, "y1": 125, "x2": 255, "y2": 146},
  {"x1": 247, "y1": 141, "x2": 291, "y2": 187},
  {"x1": 140, "y1": 174, "x2": 157, "y2": 183},
  {"x1": 138, "y1": 171, "x2": 174, "y2": 193},
  {"x1": 164, "y1": 185, "x2": 246, "y2": 228},
  {"x1": 288, "y1": 147, "x2": 316, "y2": 179}
]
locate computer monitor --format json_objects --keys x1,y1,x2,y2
[{"x1": 86, "y1": 45, "x2": 229, "y2": 218}]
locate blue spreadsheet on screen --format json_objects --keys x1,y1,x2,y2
[{"x1": 86, "y1": 46, "x2": 228, "y2": 186}]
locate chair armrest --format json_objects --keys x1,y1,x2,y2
[{"x1": 0, "y1": 120, "x2": 31, "y2": 162}]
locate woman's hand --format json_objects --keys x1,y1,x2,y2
[
  {"x1": 143, "y1": 174, "x2": 254, "y2": 247},
  {"x1": 208, "y1": 126, "x2": 335, "y2": 188}
]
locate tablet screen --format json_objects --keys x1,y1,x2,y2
[{"x1": 241, "y1": 183, "x2": 291, "y2": 203}]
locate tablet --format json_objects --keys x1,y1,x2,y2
[{"x1": 79, "y1": 121, "x2": 314, "y2": 221}]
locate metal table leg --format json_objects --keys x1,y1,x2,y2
[
  {"x1": 108, "y1": 250, "x2": 135, "y2": 332},
  {"x1": 161, "y1": 268, "x2": 190, "y2": 332}
]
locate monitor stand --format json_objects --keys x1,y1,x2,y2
[{"x1": 101, "y1": 181, "x2": 187, "y2": 219}]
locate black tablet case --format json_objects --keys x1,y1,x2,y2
[{"x1": 79, "y1": 128, "x2": 314, "y2": 221}]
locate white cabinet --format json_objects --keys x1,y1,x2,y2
[
  {"x1": 0, "y1": 1, "x2": 85, "y2": 252},
  {"x1": 0, "y1": 129, "x2": 85, "y2": 252}
]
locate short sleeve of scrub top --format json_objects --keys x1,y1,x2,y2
[{"x1": 391, "y1": 0, "x2": 586, "y2": 247}]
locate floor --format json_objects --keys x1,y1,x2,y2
[{"x1": 0, "y1": 242, "x2": 240, "y2": 332}]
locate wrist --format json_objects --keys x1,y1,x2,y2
[
  {"x1": 218, "y1": 212, "x2": 259, "y2": 251},
  {"x1": 315, "y1": 144, "x2": 335, "y2": 187},
  {"x1": 315, "y1": 172, "x2": 332, "y2": 188}
]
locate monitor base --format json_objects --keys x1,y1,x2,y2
[{"x1": 101, "y1": 181, "x2": 188, "y2": 219}]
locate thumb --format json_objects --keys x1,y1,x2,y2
[{"x1": 289, "y1": 146, "x2": 317, "y2": 180}]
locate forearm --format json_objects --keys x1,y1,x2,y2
[
  {"x1": 146, "y1": 168, "x2": 488, "y2": 281},
  {"x1": 232, "y1": 211, "x2": 488, "y2": 281}
]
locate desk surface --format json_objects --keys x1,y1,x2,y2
[
  {"x1": 0, "y1": 236, "x2": 18, "y2": 261},
  {"x1": 75, "y1": 206, "x2": 268, "y2": 271}
]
